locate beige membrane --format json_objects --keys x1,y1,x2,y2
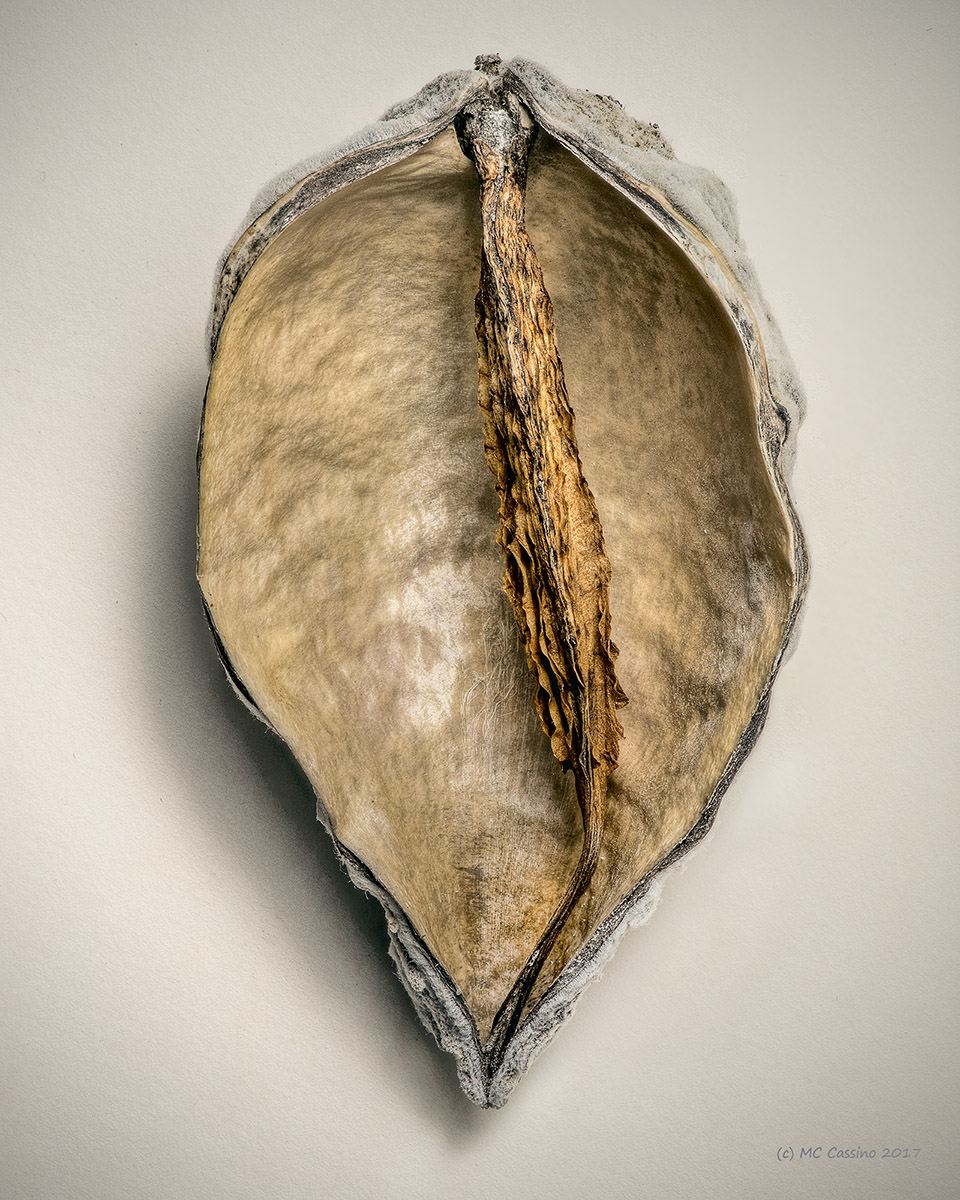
[{"x1": 198, "y1": 127, "x2": 793, "y2": 1040}]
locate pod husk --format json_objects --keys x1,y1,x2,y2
[{"x1": 197, "y1": 57, "x2": 807, "y2": 1107}]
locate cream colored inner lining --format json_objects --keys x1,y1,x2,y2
[{"x1": 198, "y1": 128, "x2": 794, "y2": 1041}]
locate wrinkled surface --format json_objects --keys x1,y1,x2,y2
[
  {"x1": 463, "y1": 93, "x2": 628, "y2": 1048},
  {"x1": 519, "y1": 135, "x2": 794, "y2": 999},
  {"x1": 198, "y1": 126, "x2": 794, "y2": 1039}
]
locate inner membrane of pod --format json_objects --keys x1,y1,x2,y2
[{"x1": 197, "y1": 122, "x2": 795, "y2": 1046}]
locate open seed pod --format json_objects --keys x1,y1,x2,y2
[{"x1": 197, "y1": 56, "x2": 807, "y2": 1107}]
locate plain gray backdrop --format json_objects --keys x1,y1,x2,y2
[{"x1": 3, "y1": 1, "x2": 958, "y2": 1197}]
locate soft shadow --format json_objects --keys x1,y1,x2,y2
[{"x1": 139, "y1": 371, "x2": 488, "y2": 1134}]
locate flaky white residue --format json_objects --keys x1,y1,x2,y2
[{"x1": 385, "y1": 561, "x2": 483, "y2": 731}]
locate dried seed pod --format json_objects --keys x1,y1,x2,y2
[{"x1": 197, "y1": 56, "x2": 807, "y2": 1107}]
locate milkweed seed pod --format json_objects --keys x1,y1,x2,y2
[{"x1": 197, "y1": 55, "x2": 808, "y2": 1107}]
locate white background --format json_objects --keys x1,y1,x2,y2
[{"x1": 3, "y1": 2, "x2": 958, "y2": 1197}]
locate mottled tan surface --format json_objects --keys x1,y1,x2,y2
[
  {"x1": 522, "y1": 138, "x2": 794, "y2": 998},
  {"x1": 198, "y1": 128, "x2": 794, "y2": 1040}
]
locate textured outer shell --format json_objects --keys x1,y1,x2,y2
[{"x1": 198, "y1": 59, "x2": 807, "y2": 1107}]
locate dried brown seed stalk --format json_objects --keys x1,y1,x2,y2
[{"x1": 456, "y1": 88, "x2": 628, "y2": 1058}]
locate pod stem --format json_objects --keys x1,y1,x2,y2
[{"x1": 457, "y1": 83, "x2": 627, "y2": 1065}]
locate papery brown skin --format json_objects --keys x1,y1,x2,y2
[{"x1": 457, "y1": 89, "x2": 627, "y2": 1055}]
